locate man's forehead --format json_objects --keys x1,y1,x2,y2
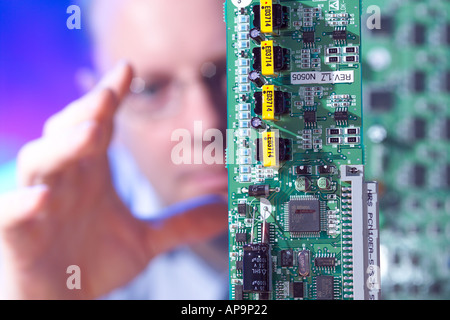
[{"x1": 90, "y1": 0, "x2": 226, "y2": 71}]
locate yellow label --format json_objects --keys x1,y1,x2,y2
[
  {"x1": 262, "y1": 85, "x2": 275, "y2": 120},
  {"x1": 261, "y1": 40, "x2": 275, "y2": 76},
  {"x1": 262, "y1": 131, "x2": 278, "y2": 167},
  {"x1": 260, "y1": 0, "x2": 273, "y2": 34}
]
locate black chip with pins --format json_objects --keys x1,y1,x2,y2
[
  {"x1": 334, "y1": 108, "x2": 348, "y2": 122},
  {"x1": 303, "y1": 30, "x2": 315, "y2": 44},
  {"x1": 236, "y1": 232, "x2": 247, "y2": 243},
  {"x1": 293, "y1": 282, "x2": 304, "y2": 298},
  {"x1": 280, "y1": 249, "x2": 294, "y2": 267},
  {"x1": 316, "y1": 276, "x2": 334, "y2": 300},
  {"x1": 304, "y1": 110, "x2": 316, "y2": 124},
  {"x1": 332, "y1": 29, "x2": 347, "y2": 41},
  {"x1": 288, "y1": 199, "x2": 321, "y2": 233}
]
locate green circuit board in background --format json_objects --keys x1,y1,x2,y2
[
  {"x1": 362, "y1": 0, "x2": 450, "y2": 300},
  {"x1": 225, "y1": 0, "x2": 380, "y2": 300}
]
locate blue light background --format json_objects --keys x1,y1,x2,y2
[{"x1": 0, "y1": 0, "x2": 92, "y2": 190}]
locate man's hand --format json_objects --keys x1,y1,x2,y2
[{"x1": 0, "y1": 62, "x2": 227, "y2": 299}]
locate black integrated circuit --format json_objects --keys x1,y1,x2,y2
[
  {"x1": 303, "y1": 29, "x2": 315, "y2": 45},
  {"x1": 334, "y1": 107, "x2": 349, "y2": 124},
  {"x1": 292, "y1": 282, "x2": 304, "y2": 298},
  {"x1": 288, "y1": 198, "x2": 321, "y2": 233},
  {"x1": 332, "y1": 28, "x2": 347, "y2": 41},
  {"x1": 316, "y1": 276, "x2": 334, "y2": 300},
  {"x1": 314, "y1": 257, "x2": 336, "y2": 268},
  {"x1": 303, "y1": 109, "x2": 317, "y2": 127},
  {"x1": 280, "y1": 249, "x2": 294, "y2": 267}
]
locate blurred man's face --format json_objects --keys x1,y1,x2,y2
[{"x1": 91, "y1": 0, "x2": 228, "y2": 205}]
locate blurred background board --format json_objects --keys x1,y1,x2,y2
[
  {"x1": 226, "y1": 0, "x2": 380, "y2": 300},
  {"x1": 362, "y1": 0, "x2": 450, "y2": 299}
]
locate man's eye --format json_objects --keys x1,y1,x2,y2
[
  {"x1": 143, "y1": 83, "x2": 163, "y2": 96},
  {"x1": 130, "y1": 77, "x2": 169, "y2": 98}
]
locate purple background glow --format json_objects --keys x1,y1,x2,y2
[{"x1": 0, "y1": 0, "x2": 92, "y2": 165}]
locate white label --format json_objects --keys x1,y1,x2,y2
[
  {"x1": 231, "y1": 0, "x2": 252, "y2": 8},
  {"x1": 291, "y1": 71, "x2": 354, "y2": 84}
]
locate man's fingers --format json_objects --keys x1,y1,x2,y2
[
  {"x1": 97, "y1": 60, "x2": 134, "y2": 101},
  {"x1": 0, "y1": 185, "x2": 49, "y2": 231},
  {"x1": 146, "y1": 202, "x2": 228, "y2": 258},
  {"x1": 43, "y1": 61, "x2": 133, "y2": 137},
  {"x1": 18, "y1": 121, "x2": 103, "y2": 187}
]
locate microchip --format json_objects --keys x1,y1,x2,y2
[
  {"x1": 444, "y1": 118, "x2": 450, "y2": 140},
  {"x1": 445, "y1": 165, "x2": 450, "y2": 188},
  {"x1": 236, "y1": 232, "x2": 247, "y2": 243},
  {"x1": 238, "y1": 203, "x2": 247, "y2": 215},
  {"x1": 371, "y1": 16, "x2": 394, "y2": 36},
  {"x1": 412, "y1": 71, "x2": 426, "y2": 93},
  {"x1": 334, "y1": 108, "x2": 348, "y2": 122},
  {"x1": 332, "y1": 29, "x2": 347, "y2": 41},
  {"x1": 235, "y1": 284, "x2": 244, "y2": 300},
  {"x1": 280, "y1": 249, "x2": 294, "y2": 267},
  {"x1": 412, "y1": 164, "x2": 426, "y2": 187},
  {"x1": 412, "y1": 117, "x2": 426, "y2": 140},
  {"x1": 369, "y1": 90, "x2": 394, "y2": 111},
  {"x1": 412, "y1": 23, "x2": 426, "y2": 45},
  {"x1": 315, "y1": 257, "x2": 336, "y2": 268},
  {"x1": 236, "y1": 260, "x2": 243, "y2": 271},
  {"x1": 293, "y1": 282, "x2": 304, "y2": 298},
  {"x1": 444, "y1": 71, "x2": 450, "y2": 92},
  {"x1": 316, "y1": 276, "x2": 334, "y2": 300},
  {"x1": 288, "y1": 199, "x2": 321, "y2": 233},
  {"x1": 303, "y1": 30, "x2": 315, "y2": 44},
  {"x1": 304, "y1": 110, "x2": 316, "y2": 124}
]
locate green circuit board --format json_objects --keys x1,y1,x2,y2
[
  {"x1": 362, "y1": 0, "x2": 450, "y2": 299},
  {"x1": 225, "y1": 0, "x2": 380, "y2": 300}
]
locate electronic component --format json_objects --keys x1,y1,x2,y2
[
  {"x1": 249, "y1": 27, "x2": 265, "y2": 44},
  {"x1": 334, "y1": 107, "x2": 348, "y2": 124},
  {"x1": 226, "y1": 0, "x2": 379, "y2": 301},
  {"x1": 316, "y1": 276, "x2": 334, "y2": 300},
  {"x1": 252, "y1": 42, "x2": 289, "y2": 75},
  {"x1": 332, "y1": 28, "x2": 347, "y2": 42},
  {"x1": 298, "y1": 250, "x2": 310, "y2": 277},
  {"x1": 248, "y1": 70, "x2": 265, "y2": 87},
  {"x1": 280, "y1": 249, "x2": 293, "y2": 267},
  {"x1": 250, "y1": 117, "x2": 265, "y2": 129},
  {"x1": 236, "y1": 232, "x2": 248, "y2": 243},
  {"x1": 296, "y1": 165, "x2": 312, "y2": 175},
  {"x1": 302, "y1": 29, "x2": 315, "y2": 46},
  {"x1": 287, "y1": 198, "x2": 321, "y2": 233},
  {"x1": 254, "y1": 87, "x2": 290, "y2": 118},
  {"x1": 303, "y1": 108, "x2": 317, "y2": 128},
  {"x1": 314, "y1": 257, "x2": 336, "y2": 268},
  {"x1": 292, "y1": 282, "x2": 304, "y2": 298},
  {"x1": 243, "y1": 243, "x2": 272, "y2": 293},
  {"x1": 237, "y1": 202, "x2": 247, "y2": 216},
  {"x1": 255, "y1": 135, "x2": 291, "y2": 166},
  {"x1": 252, "y1": 1, "x2": 288, "y2": 34}
]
